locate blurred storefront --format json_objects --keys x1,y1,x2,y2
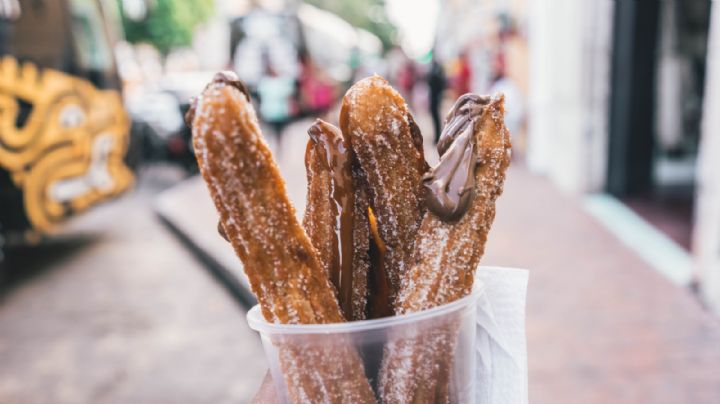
[
  {"x1": 526, "y1": 0, "x2": 720, "y2": 312},
  {"x1": 696, "y1": 2, "x2": 720, "y2": 313}
]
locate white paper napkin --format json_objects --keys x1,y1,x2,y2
[{"x1": 474, "y1": 267, "x2": 529, "y2": 404}]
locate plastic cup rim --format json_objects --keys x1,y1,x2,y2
[{"x1": 247, "y1": 284, "x2": 483, "y2": 335}]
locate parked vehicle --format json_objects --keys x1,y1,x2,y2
[{"x1": 0, "y1": 0, "x2": 134, "y2": 257}]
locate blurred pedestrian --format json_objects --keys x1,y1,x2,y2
[
  {"x1": 454, "y1": 50, "x2": 472, "y2": 97},
  {"x1": 397, "y1": 59, "x2": 417, "y2": 105},
  {"x1": 298, "y1": 50, "x2": 336, "y2": 115},
  {"x1": 489, "y1": 47, "x2": 524, "y2": 138},
  {"x1": 428, "y1": 55, "x2": 446, "y2": 143},
  {"x1": 257, "y1": 53, "x2": 295, "y2": 145}
]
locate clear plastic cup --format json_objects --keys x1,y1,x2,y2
[{"x1": 247, "y1": 289, "x2": 481, "y2": 403}]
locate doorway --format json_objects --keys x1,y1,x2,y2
[{"x1": 607, "y1": 0, "x2": 712, "y2": 250}]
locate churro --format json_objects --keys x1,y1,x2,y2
[
  {"x1": 190, "y1": 72, "x2": 375, "y2": 403},
  {"x1": 379, "y1": 94, "x2": 512, "y2": 403},
  {"x1": 192, "y1": 70, "x2": 512, "y2": 403},
  {"x1": 400, "y1": 94, "x2": 510, "y2": 311},
  {"x1": 340, "y1": 75, "x2": 428, "y2": 306},
  {"x1": 303, "y1": 119, "x2": 370, "y2": 321}
]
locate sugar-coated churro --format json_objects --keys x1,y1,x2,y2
[
  {"x1": 190, "y1": 72, "x2": 375, "y2": 404},
  {"x1": 303, "y1": 119, "x2": 370, "y2": 321},
  {"x1": 340, "y1": 75, "x2": 428, "y2": 306},
  {"x1": 379, "y1": 94, "x2": 512, "y2": 403}
]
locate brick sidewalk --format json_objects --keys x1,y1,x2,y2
[{"x1": 485, "y1": 168, "x2": 720, "y2": 403}]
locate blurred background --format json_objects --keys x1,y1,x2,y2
[{"x1": 1, "y1": 0, "x2": 719, "y2": 402}]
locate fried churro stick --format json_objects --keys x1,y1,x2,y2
[
  {"x1": 379, "y1": 94, "x2": 512, "y2": 403},
  {"x1": 245, "y1": 121, "x2": 371, "y2": 403},
  {"x1": 399, "y1": 94, "x2": 510, "y2": 311},
  {"x1": 303, "y1": 119, "x2": 370, "y2": 321},
  {"x1": 192, "y1": 73, "x2": 340, "y2": 324},
  {"x1": 340, "y1": 75, "x2": 428, "y2": 307},
  {"x1": 190, "y1": 72, "x2": 375, "y2": 404},
  {"x1": 250, "y1": 121, "x2": 372, "y2": 403}
]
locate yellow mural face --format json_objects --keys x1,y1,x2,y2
[{"x1": 0, "y1": 57, "x2": 133, "y2": 232}]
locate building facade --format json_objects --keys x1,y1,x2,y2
[
  {"x1": 527, "y1": 0, "x2": 720, "y2": 312},
  {"x1": 696, "y1": 2, "x2": 720, "y2": 312}
]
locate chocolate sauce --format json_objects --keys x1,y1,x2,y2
[
  {"x1": 407, "y1": 113, "x2": 425, "y2": 157},
  {"x1": 212, "y1": 71, "x2": 250, "y2": 100},
  {"x1": 184, "y1": 71, "x2": 250, "y2": 127},
  {"x1": 218, "y1": 221, "x2": 228, "y2": 241},
  {"x1": 307, "y1": 120, "x2": 356, "y2": 319},
  {"x1": 422, "y1": 94, "x2": 490, "y2": 222}
]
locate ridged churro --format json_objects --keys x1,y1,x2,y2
[
  {"x1": 303, "y1": 119, "x2": 370, "y2": 321},
  {"x1": 379, "y1": 94, "x2": 512, "y2": 403},
  {"x1": 400, "y1": 94, "x2": 510, "y2": 311},
  {"x1": 340, "y1": 75, "x2": 428, "y2": 306},
  {"x1": 190, "y1": 72, "x2": 375, "y2": 404},
  {"x1": 192, "y1": 73, "x2": 340, "y2": 324}
]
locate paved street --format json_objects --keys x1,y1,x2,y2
[{"x1": 0, "y1": 167, "x2": 266, "y2": 404}]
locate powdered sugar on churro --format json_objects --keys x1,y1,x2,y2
[
  {"x1": 191, "y1": 74, "x2": 375, "y2": 403},
  {"x1": 380, "y1": 93, "x2": 511, "y2": 403},
  {"x1": 341, "y1": 75, "x2": 429, "y2": 304},
  {"x1": 397, "y1": 93, "x2": 510, "y2": 313}
]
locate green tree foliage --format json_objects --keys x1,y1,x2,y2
[
  {"x1": 304, "y1": 0, "x2": 397, "y2": 50},
  {"x1": 120, "y1": 0, "x2": 215, "y2": 55}
]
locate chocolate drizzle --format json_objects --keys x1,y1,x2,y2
[
  {"x1": 212, "y1": 71, "x2": 250, "y2": 100},
  {"x1": 423, "y1": 94, "x2": 490, "y2": 222},
  {"x1": 185, "y1": 71, "x2": 250, "y2": 127},
  {"x1": 218, "y1": 221, "x2": 228, "y2": 241},
  {"x1": 307, "y1": 120, "x2": 356, "y2": 319}
]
